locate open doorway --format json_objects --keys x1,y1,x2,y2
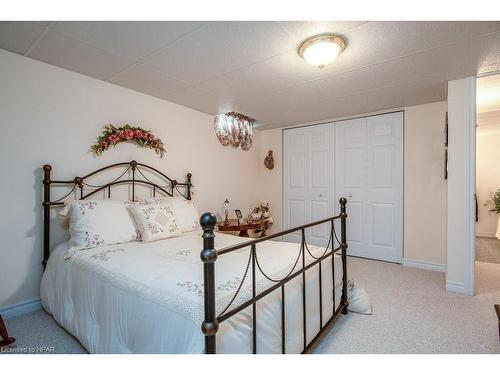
[{"x1": 476, "y1": 74, "x2": 500, "y2": 266}]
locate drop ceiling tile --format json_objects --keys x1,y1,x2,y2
[
  {"x1": 0, "y1": 21, "x2": 49, "y2": 54},
  {"x1": 463, "y1": 31, "x2": 500, "y2": 77},
  {"x1": 324, "y1": 41, "x2": 470, "y2": 97},
  {"x1": 141, "y1": 21, "x2": 297, "y2": 84},
  {"x1": 163, "y1": 87, "x2": 231, "y2": 115},
  {"x1": 194, "y1": 50, "x2": 328, "y2": 103},
  {"x1": 322, "y1": 21, "x2": 500, "y2": 76},
  {"x1": 28, "y1": 30, "x2": 132, "y2": 80},
  {"x1": 109, "y1": 63, "x2": 189, "y2": 99},
  {"x1": 279, "y1": 21, "x2": 368, "y2": 42},
  {"x1": 52, "y1": 21, "x2": 202, "y2": 61}
]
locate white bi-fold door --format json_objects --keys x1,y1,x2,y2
[
  {"x1": 334, "y1": 112, "x2": 403, "y2": 263},
  {"x1": 283, "y1": 123, "x2": 334, "y2": 247},
  {"x1": 283, "y1": 111, "x2": 403, "y2": 263}
]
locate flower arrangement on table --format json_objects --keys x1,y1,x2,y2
[
  {"x1": 91, "y1": 124, "x2": 165, "y2": 157},
  {"x1": 249, "y1": 201, "x2": 273, "y2": 236}
]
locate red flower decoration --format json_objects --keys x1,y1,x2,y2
[{"x1": 91, "y1": 124, "x2": 165, "y2": 157}]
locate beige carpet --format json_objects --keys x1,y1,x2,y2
[
  {"x1": 3, "y1": 258, "x2": 500, "y2": 354},
  {"x1": 314, "y1": 259, "x2": 500, "y2": 353},
  {"x1": 476, "y1": 237, "x2": 500, "y2": 264}
]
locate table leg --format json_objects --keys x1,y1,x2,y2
[{"x1": 239, "y1": 229, "x2": 250, "y2": 237}]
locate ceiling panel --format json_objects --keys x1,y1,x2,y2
[
  {"x1": 321, "y1": 21, "x2": 500, "y2": 76},
  {"x1": 194, "y1": 50, "x2": 328, "y2": 103},
  {"x1": 279, "y1": 21, "x2": 368, "y2": 42},
  {"x1": 53, "y1": 21, "x2": 202, "y2": 61},
  {"x1": 0, "y1": 21, "x2": 49, "y2": 55},
  {"x1": 2, "y1": 21, "x2": 500, "y2": 129},
  {"x1": 28, "y1": 30, "x2": 132, "y2": 80},
  {"x1": 141, "y1": 21, "x2": 297, "y2": 84},
  {"x1": 109, "y1": 63, "x2": 189, "y2": 99}
]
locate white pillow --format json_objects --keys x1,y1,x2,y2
[
  {"x1": 69, "y1": 200, "x2": 138, "y2": 249},
  {"x1": 347, "y1": 279, "x2": 372, "y2": 315},
  {"x1": 130, "y1": 203, "x2": 182, "y2": 242},
  {"x1": 145, "y1": 196, "x2": 200, "y2": 233}
]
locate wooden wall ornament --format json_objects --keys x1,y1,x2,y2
[{"x1": 264, "y1": 150, "x2": 274, "y2": 170}]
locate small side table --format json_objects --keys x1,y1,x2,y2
[
  {"x1": 0, "y1": 314, "x2": 15, "y2": 348},
  {"x1": 217, "y1": 219, "x2": 268, "y2": 237}
]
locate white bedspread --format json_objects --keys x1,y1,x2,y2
[{"x1": 41, "y1": 231, "x2": 345, "y2": 353}]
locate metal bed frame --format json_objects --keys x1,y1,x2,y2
[{"x1": 41, "y1": 161, "x2": 348, "y2": 354}]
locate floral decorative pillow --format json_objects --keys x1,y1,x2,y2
[
  {"x1": 145, "y1": 196, "x2": 200, "y2": 233},
  {"x1": 69, "y1": 200, "x2": 138, "y2": 249},
  {"x1": 131, "y1": 203, "x2": 182, "y2": 242}
]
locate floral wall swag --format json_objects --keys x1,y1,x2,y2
[
  {"x1": 91, "y1": 124, "x2": 166, "y2": 157},
  {"x1": 213, "y1": 112, "x2": 254, "y2": 151}
]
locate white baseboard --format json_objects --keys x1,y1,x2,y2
[
  {"x1": 476, "y1": 232, "x2": 496, "y2": 238},
  {"x1": 0, "y1": 298, "x2": 42, "y2": 319},
  {"x1": 446, "y1": 281, "x2": 466, "y2": 294},
  {"x1": 402, "y1": 258, "x2": 445, "y2": 273}
]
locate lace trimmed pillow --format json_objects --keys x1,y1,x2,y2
[
  {"x1": 68, "y1": 200, "x2": 138, "y2": 250},
  {"x1": 144, "y1": 196, "x2": 200, "y2": 233},
  {"x1": 130, "y1": 203, "x2": 182, "y2": 242}
]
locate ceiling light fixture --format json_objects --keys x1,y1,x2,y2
[{"x1": 298, "y1": 34, "x2": 346, "y2": 68}]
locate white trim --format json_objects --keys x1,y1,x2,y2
[
  {"x1": 445, "y1": 281, "x2": 466, "y2": 294},
  {"x1": 0, "y1": 298, "x2": 42, "y2": 319},
  {"x1": 402, "y1": 258, "x2": 445, "y2": 272},
  {"x1": 476, "y1": 232, "x2": 496, "y2": 238},
  {"x1": 464, "y1": 76, "x2": 476, "y2": 296}
]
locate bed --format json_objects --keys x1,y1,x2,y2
[{"x1": 40, "y1": 161, "x2": 349, "y2": 354}]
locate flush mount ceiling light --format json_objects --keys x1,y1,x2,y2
[{"x1": 298, "y1": 34, "x2": 346, "y2": 68}]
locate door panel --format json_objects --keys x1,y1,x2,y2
[
  {"x1": 334, "y1": 118, "x2": 366, "y2": 257},
  {"x1": 284, "y1": 123, "x2": 334, "y2": 246},
  {"x1": 365, "y1": 112, "x2": 403, "y2": 262},
  {"x1": 284, "y1": 128, "x2": 308, "y2": 243}
]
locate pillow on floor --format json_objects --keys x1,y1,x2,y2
[
  {"x1": 347, "y1": 279, "x2": 372, "y2": 315},
  {"x1": 144, "y1": 196, "x2": 200, "y2": 233},
  {"x1": 130, "y1": 203, "x2": 182, "y2": 243}
]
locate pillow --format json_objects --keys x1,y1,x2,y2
[
  {"x1": 69, "y1": 200, "x2": 138, "y2": 249},
  {"x1": 347, "y1": 279, "x2": 372, "y2": 315},
  {"x1": 130, "y1": 203, "x2": 182, "y2": 242},
  {"x1": 145, "y1": 196, "x2": 200, "y2": 233}
]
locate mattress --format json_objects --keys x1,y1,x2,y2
[{"x1": 40, "y1": 231, "x2": 344, "y2": 353}]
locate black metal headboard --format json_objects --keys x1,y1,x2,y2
[{"x1": 41, "y1": 160, "x2": 192, "y2": 268}]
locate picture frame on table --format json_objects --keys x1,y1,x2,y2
[{"x1": 234, "y1": 209, "x2": 243, "y2": 225}]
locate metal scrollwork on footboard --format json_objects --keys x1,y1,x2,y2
[{"x1": 200, "y1": 198, "x2": 348, "y2": 354}]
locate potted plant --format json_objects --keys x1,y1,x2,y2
[{"x1": 484, "y1": 189, "x2": 500, "y2": 240}]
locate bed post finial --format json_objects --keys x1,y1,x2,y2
[
  {"x1": 42, "y1": 164, "x2": 52, "y2": 269},
  {"x1": 339, "y1": 197, "x2": 349, "y2": 315},
  {"x1": 200, "y1": 212, "x2": 218, "y2": 354}
]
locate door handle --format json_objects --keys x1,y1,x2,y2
[{"x1": 318, "y1": 194, "x2": 323, "y2": 197}]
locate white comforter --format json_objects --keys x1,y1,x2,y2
[{"x1": 41, "y1": 231, "x2": 345, "y2": 353}]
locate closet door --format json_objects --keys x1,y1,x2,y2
[
  {"x1": 365, "y1": 112, "x2": 403, "y2": 263},
  {"x1": 334, "y1": 112, "x2": 403, "y2": 263},
  {"x1": 283, "y1": 123, "x2": 334, "y2": 246},
  {"x1": 283, "y1": 127, "x2": 309, "y2": 244},
  {"x1": 308, "y1": 124, "x2": 334, "y2": 247},
  {"x1": 334, "y1": 118, "x2": 366, "y2": 257}
]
